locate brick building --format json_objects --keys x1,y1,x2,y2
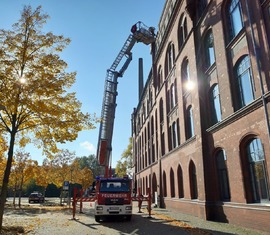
[{"x1": 132, "y1": 0, "x2": 270, "y2": 232}]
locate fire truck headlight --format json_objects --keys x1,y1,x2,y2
[
  {"x1": 96, "y1": 206, "x2": 103, "y2": 211},
  {"x1": 125, "y1": 206, "x2": 132, "y2": 211}
]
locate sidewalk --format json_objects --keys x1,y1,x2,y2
[{"x1": 135, "y1": 203, "x2": 267, "y2": 235}]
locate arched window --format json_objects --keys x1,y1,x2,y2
[
  {"x1": 181, "y1": 59, "x2": 191, "y2": 93},
  {"x1": 152, "y1": 173, "x2": 158, "y2": 198},
  {"x1": 186, "y1": 106, "x2": 195, "y2": 139},
  {"x1": 157, "y1": 66, "x2": 163, "y2": 91},
  {"x1": 235, "y1": 56, "x2": 254, "y2": 108},
  {"x1": 177, "y1": 164, "x2": 184, "y2": 198},
  {"x1": 170, "y1": 83, "x2": 176, "y2": 109},
  {"x1": 159, "y1": 98, "x2": 164, "y2": 123},
  {"x1": 165, "y1": 42, "x2": 175, "y2": 77},
  {"x1": 204, "y1": 30, "x2": 215, "y2": 69},
  {"x1": 189, "y1": 161, "x2": 198, "y2": 199},
  {"x1": 163, "y1": 171, "x2": 167, "y2": 197},
  {"x1": 216, "y1": 150, "x2": 231, "y2": 201},
  {"x1": 172, "y1": 121, "x2": 178, "y2": 148},
  {"x1": 151, "y1": 116, "x2": 155, "y2": 163},
  {"x1": 246, "y1": 138, "x2": 269, "y2": 202},
  {"x1": 170, "y1": 168, "x2": 175, "y2": 198},
  {"x1": 182, "y1": 60, "x2": 190, "y2": 81},
  {"x1": 177, "y1": 119, "x2": 180, "y2": 146},
  {"x1": 228, "y1": 0, "x2": 243, "y2": 40},
  {"x1": 210, "y1": 84, "x2": 222, "y2": 124},
  {"x1": 178, "y1": 14, "x2": 188, "y2": 49}
]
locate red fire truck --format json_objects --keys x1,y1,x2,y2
[
  {"x1": 92, "y1": 22, "x2": 155, "y2": 222},
  {"x1": 91, "y1": 176, "x2": 132, "y2": 222}
]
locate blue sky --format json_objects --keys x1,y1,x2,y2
[{"x1": 0, "y1": 1, "x2": 165, "y2": 167}]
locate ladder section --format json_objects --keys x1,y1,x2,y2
[
  {"x1": 97, "y1": 36, "x2": 137, "y2": 168},
  {"x1": 96, "y1": 22, "x2": 156, "y2": 175},
  {"x1": 110, "y1": 35, "x2": 136, "y2": 72}
]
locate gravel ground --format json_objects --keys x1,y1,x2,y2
[{"x1": 1, "y1": 203, "x2": 268, "y2": 235}]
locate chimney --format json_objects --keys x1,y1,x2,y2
[{"x1": 138, "y1": 58, "x2": 144, "y2": 100}]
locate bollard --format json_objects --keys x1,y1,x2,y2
[
  {"x1": 70, "y1": 187, "x2": 77, "y2": 220},
  {"x1": 79, "y1": 188, "x2": 84, "y2": 213},
  {"x1": 147, "y1": 187, "x2": 152, "y2": 218},
  {"x1": 138, "y1": 187, "x2": 143, "y2": 213}
]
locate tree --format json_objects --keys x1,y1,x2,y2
[
  {"x1": 0, "y1": 136, "x2": 8, "y2": 186},
  {"x1": 115, "y1": 160, "x2": 127, "y2": 178},
  {"x1": 77, "y1": 167, "x2": 94, "y2": 190},
  {"x1": 9, "y1": 150, "x2": 37, "y2": 207},
  {"x1": 35, "y1": 159, "x2": 54, "y2": 195},
  {"x1": 115, "y1": 137, "x2": 133, "y2": 178},
  {"x1": 50, "y1": 149, "x2": 76, "y2": 188},
  {"x1": 76, "y1": 154, "x2": 102, "y2": 178},
  {"x1": 0, "y1": 5, "x2": 95, "y2": 230},
  {"x1": 69, "y1": 159, "x2": 93, "y2": 189}
]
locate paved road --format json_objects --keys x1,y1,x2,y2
[{"x1": 5, "y1": 198, "x2": 266, "y2": 235}]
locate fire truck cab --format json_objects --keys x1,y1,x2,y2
[{"x1": 92, "y1": 176, "x2": 132, "y2": 222}]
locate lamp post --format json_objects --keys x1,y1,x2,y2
[{"x1": 68, "y1": 167, "x2": 74, "y2": 208}]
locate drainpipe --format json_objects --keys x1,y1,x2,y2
[{"x1": 245, "y1": 0, "x2": 270, "y2": 141}]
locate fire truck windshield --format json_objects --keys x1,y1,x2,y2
[{"x1": 99, "y1": 180, "x2": 130, "y2": 193}]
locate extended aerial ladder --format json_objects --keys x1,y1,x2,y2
[{"x1": 97, "y1": 21, "x2": 155, "y2": 177}]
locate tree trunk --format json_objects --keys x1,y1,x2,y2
[
  {"x1": 12, "y1": 186, "x2": 17, "y2": 207},
  {"x1": 0, "y1": 130, "x2": 16, "y2": 231},
  {"x1": 19, "y1": 177, "x2": 24, "y2": 208},
  {"x1": 18, "y1": 188, "x2": 22, "y2": 208},
  {"x1": 60, "y1": 187, "x2": 63, "y2": 205}
]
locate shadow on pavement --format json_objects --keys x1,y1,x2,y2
[{"x1": 73, "y1": 209, "x2": 236, "y2": 235}]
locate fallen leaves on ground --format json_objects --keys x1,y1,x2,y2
[{"x1": 145, "y1": 209, "x2": 212, "y2": 235}]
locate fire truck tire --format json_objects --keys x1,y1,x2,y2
[
  {"x1": 95, "y1": 215, "x2": 101, "y2": 222},
  {"x1": 126, "y1": 215, "x2": 132, "y2": 221}
]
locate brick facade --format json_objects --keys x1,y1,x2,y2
[{"x1": 132, "y1": 0, "x2": 270, "y2": 232}]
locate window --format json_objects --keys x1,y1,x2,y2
[
  {"x1": 100, "y1": 180, "x2": 130, "y2": 193},
  {"x1": 210, "y1": 84, "x2": 222, "y2": 124},
  {"x1": 159, "y1": 98, "x2": 164, "y2": 123},
  {"x1": 163, "y1": 171, "x2": 167, "y2": 197},
  {"x1": 170, "y1": 168, "x2": 175, "y2": 197},
  {"x1": 186, "y1": 106, "x2": 195, "y2": 139},
  {"x1": 172, "y1": 121, "x2": 178, "y2": 148},
  {"x1": 189, "y1": 161, "x2": 198, "y2": 199},
  {"x1": 205, "y1": 30, "x2": 215, "y2": 69},
  {"x1": 178, "y1": 14, "x2": 188, "y2": 49},
  {"x1": 181, "y1": 59, "x2": 191, "y2": 93},
  {"x1": 216, "y1": 150, "x2": 231, "y2": 201},
  {"x1": 235, "y1": 56, "x2": 254, "y2": 108},
  {"x1": 170, "y1": 83, "x2": 176, "y2": 109},
  {"x1": 182, "y1": 60, "x2": 190, "y2": 82},
  {"x1": 176, "y1": 119, "x2": 180, "y2": 146},
  {"x1": 157, "y1": 66, "x2": 163, "y2": 91},
  {"x1": 165, "y1": 43, "x2": 175, "y2": 77},
  {"x1": 228, "y1": 0, "x2": 243, "y2": 40},
  {"x1": 177, "y1": 165, "x2": 184, "y2": 198},
  {"x1": 246, "y1": 139, "x2": 269, "y2": 202}
]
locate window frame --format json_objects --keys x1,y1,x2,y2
[
  {"x1": 216, "y1": 149, "x2": 231, "y2": 201},
  {"x1": 204, "y1": 30, "x2": 215, "y2": 69},
  {"x1": 235, "y1": 55, "x2": 255, "y2": 108},
  {"x1": 246, "y1": 138, "x2": 269, "y2": 202},
  {"x1": 228, "y1": 0, "x2": 244, "y2": 40},
  {"x1": 210, "y1": 84, "x2": 222, "y2": 124}
]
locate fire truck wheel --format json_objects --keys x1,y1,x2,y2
[
  {"x1": 95, "y1": 215, "x2": 101, "y2": 222},
  {"x1": 126, "y1": 215, "x2": 132, "y2": 221}
]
